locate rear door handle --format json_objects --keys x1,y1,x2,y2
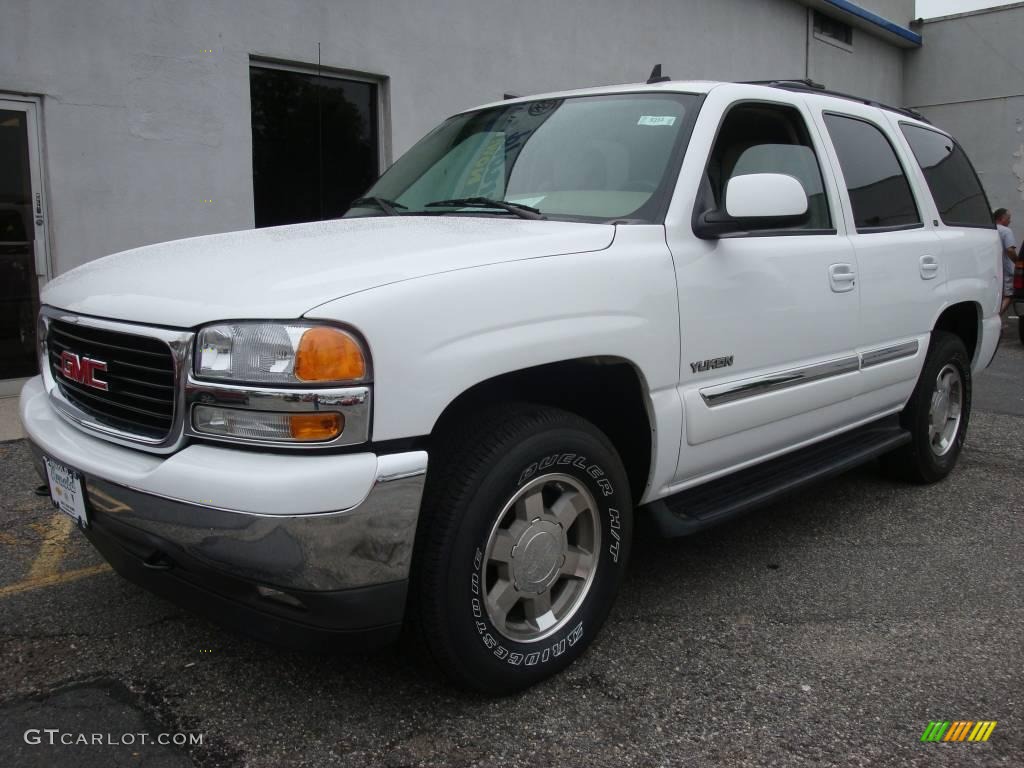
[
  {"x1": 920, "y1": 255, "x2": 939, "y2": 280},
  {"x1": 828, "y1": 263, "x2": 856, "y2": 293}
]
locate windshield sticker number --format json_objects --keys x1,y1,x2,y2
[{"x1": 638, "y1": 115, "x2": 677, "y2": 126}]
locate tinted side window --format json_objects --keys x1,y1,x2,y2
[
  {"x1": 900, "y1": 124, "x2": 992, "y2": 228},
  {"x1": 697, "y1": 102, "x2": 832, "y2": 232},
  {"x1": 823, "y1": 114, "x2": 921, "y2": 232}
]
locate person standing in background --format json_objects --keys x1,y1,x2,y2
[{"x1": 994, "y1": 208, "x2": 1017, "y2": 317}]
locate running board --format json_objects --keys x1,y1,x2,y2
[{"x1": 645, "y1": 417, "x2": 910, "y2": 537}]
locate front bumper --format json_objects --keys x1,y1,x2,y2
[{"x1": 19, "y1": 376, "x2": 428, "y2": 649}]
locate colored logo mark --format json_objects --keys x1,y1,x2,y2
[{"x1": 920, "y1": 721, "x2": 997, "y2": 742}]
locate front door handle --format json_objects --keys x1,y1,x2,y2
[
  {"x1": 920, "y1": 255, "x2": 939, "y2": 280},
  {"x1": 829, "y1": 263, "x2": 856, "y2": 293}
]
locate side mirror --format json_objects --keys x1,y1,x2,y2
[{"x1": 694, "y1": 173, "x2": 810, "y2": 239}]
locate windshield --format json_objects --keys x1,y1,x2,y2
[{"x1": 346, "y1": 92, "x2": 699, "y2": 223}]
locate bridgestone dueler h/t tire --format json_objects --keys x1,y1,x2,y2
[
  {"x1": 413, "y1": 404, "x2": 633, "y2": 694},
  {"x1": 882, "y1": 331, "x2": 971, "y2": 484}
]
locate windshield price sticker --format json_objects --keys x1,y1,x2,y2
[{"x1": 638, "y1": 115, "x2": 677, "y2": 126}]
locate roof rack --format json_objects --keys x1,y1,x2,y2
[{"x1": 739, "y1": 79, "x2": 931, "y2": 124}]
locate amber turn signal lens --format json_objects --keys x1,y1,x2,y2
[
  {"x1": 294, "y1": 327, "x2": 366, "y2": 382},
  {"x1": 289, "y1": 412, "x2": 344, "y2": 441}
]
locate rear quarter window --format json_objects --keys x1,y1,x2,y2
[
  {"x1": 823, "y1": 113, "x2": 921, "y2": 232},
  {"x1": 899, "y1": 124, "x2": 993, "y2": 229}
]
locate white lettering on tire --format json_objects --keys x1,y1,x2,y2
[
  {"x1": 608, "y1": 507, "x2": 621, "y2": 563},
  {"x1": 475, "y1": 456, "x2": 612, "y2": 666}
]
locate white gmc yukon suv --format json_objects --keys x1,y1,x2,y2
[{"x1": 21, "y1": 80, "x2": 1003, "y2": 693}]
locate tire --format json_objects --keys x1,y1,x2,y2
[
  {"x1": 882, "y1": 331, "x2": 971, "y2": 483},
  {"x1": 412, "y1": 404, "x2": 633, "y2": 694}
]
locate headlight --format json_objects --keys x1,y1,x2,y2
[{"x1": 195, "y1": 323, "x2": 368, "y2": 384}]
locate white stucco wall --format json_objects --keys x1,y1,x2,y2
[
  {"x1": 0, "y1": 0, "x2": 911, "y2": 277},
  {"x1": 808, "y1": 19, "x2": 905, "y2": 105}
]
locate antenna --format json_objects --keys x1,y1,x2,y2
[
  {"x1": 647, "y1": 64, "x2": 670, "y2": 84},
  {"x1": 317, "y1": 41, "x2": 323, "y2": 221}
]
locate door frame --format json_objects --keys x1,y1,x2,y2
[{"x1": 0, "y1": 93, "x2": 50, "y2": 395}]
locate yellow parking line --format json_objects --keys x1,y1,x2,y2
[
  {"x1": 0, "y1": 511, "x2": 111, "y2": 598},
  {"x1": 27, "y1": 512, "x2": 74, "y2": 580},
  {"x1": 0, "y1": 563, "x2": 111, "y2": 598}
]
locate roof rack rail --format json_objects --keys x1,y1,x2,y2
[
  {"x1": 738, "y1": 79, "x2": 931, "y2": 124},
  {"x1": 743, "y1": 78, "x2": 826, "y2": 90}
]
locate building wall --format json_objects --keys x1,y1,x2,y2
[
  {"x1": 904, "y1": 3, "x2": 1024, "y2": 227},
  {"x1": 808, "y1": 17, "x2": 904, "y2": 105},
  {"x1": 1, "y1": 0, "x2": 910, "y2": 277}
]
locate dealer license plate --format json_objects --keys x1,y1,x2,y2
[{"x1": 44, "y1": 457, "x2": 88, "y2": 527}]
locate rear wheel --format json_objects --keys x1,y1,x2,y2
[
  {"x1": 413, "y1": 404, "x2": 633, "y2": 694},
  {"x1": 882, "y1": 331, "x2": 971, "y2": 483}
]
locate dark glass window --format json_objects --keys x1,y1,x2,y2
[
  {"x1": 814, "y1": 11, "x2": 853, "y2": 46},
  {"x1": 900, "y1": 124, "x2": 992, "y2": 228},
  {"x1": 0, "y1": 108, "x2": 40, "y2": 379},
  {"x1": 824, "y1": 114, "x2": 921, "y2": 232},
  {"x1": 696, "y1": 102, "x2": 832, "y2": 232},
  {"x1": 250, "y1": 66, "x2": 379, "y2": 228}
]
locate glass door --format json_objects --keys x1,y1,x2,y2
[{"x1": 0, "y1": 98, "x2": 47, "y2": 387}]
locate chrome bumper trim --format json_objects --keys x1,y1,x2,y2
[{"x1": 29, "y1": 442, "x2": 428, "y2": 591}]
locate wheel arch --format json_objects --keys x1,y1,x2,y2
[
  {"x1": 932, "y1": 301, "x2": 981, "y2": 364},
  {"x1": 428, "y1": 356, "x2": 655, "y2": 505}
]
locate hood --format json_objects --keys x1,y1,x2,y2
[{"x1": 42, "y1": 216, "x2": 615, "y2": 328}]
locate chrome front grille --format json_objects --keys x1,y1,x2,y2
[{"x1": 47, "y1": 319, "x2": 177, "y2": 440}]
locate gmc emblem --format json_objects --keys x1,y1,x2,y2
[{"x1": 60, "y1": 351, "x2": 109, "y2": 392}]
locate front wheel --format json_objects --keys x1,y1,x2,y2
[
  {"x1": 413, "y1": 404, "x2": 633, "y2": 694},
  {"x1": 882, "y1": 331, "x2": 972, "y2": 483}
]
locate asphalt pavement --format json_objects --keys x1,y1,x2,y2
[{"x1": 1, "y1": 327, "x2": 1021, "y2": 767}]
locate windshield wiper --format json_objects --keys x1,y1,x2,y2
[
  {"x1": 349, "y1": 196, "x2": 408, "y2": 216},
  {"x1": 424, "y1": 197, "x2": 546, "y2": 220}
]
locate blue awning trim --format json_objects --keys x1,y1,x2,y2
[{"x1": 822, "y1": 0, "x2": 923, "y2": 46}]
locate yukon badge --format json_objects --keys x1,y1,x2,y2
[{"x1": 690, "y1": 355, "x2": 734, "y2": 374}]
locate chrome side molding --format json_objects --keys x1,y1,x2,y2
[
  {"x1": 699, "y1": 340, "x2": 920, "y2": 407},
  {"x1": 860, "y1": 340, "x2": 919, "y2": 369},
  {"x1": 700, "y1": 356, "x2": 860, "y2": 407}
]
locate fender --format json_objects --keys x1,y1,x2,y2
[{"x1": 305, "y1": 226, "x2": 685, "y2": 502}]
